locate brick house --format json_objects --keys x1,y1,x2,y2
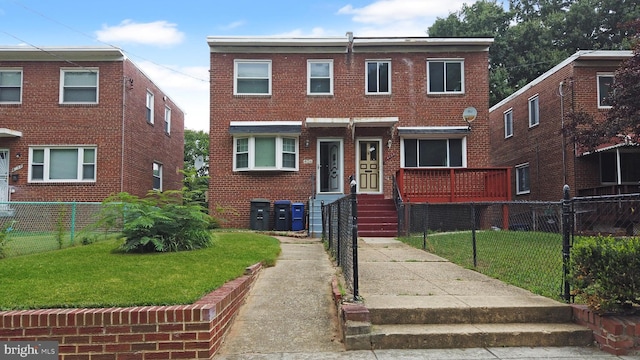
[
  {"x1": 208, "y1": 35, "x2": 509, "y2": 235},
  {"x1": 489, "y1": 50, "x2": 635, "y2": 200},
  {"x1": 0, "y1": 47, "x2": 184, "y2": 204}
]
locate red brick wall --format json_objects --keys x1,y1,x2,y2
[
  {"x1": 0, "y1": 263, "x2": 260, "y2": 359},
  {"x1": 489, "y1": 58, "x2": 623, "y2": 201},
  {"x1": 210, "y1": 50, "x2": 491, "y2": 227},
  {"x1": 572, "y1": 305, "x2": 640, "y2": 356},
  {"x1": 0, "y1": 57, "x2": 184, "y2": 202}
]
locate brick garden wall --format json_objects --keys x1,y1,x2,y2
[
  {"x1": 0, "y1": 263, "x2": 261, "y2": 360},
  {"x1": 572, "y1": 305, "x2": 640, "y2": 356}
]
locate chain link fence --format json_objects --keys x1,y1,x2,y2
[
  {"x1": 322, "y1": 192, "x2": 359, "y2": 298},
  {"x1": 572, "y1": 193, "x2": 640, "y2": 237},
  {"x1": 0, "y1": 202, "x2": 118, "y2": 258},
  {"x1": 399, "y1": 201, "x2": 565, "y2": 299}
]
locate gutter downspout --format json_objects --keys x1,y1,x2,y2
[{"x1": 121, "y1": 75, "x2": 127, "y2": 192}]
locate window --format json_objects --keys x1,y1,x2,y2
[
  {"x1": 233, "y1": 136, "x2": 298, "y2": 171},
  {"x1": 234, "y1": 60, "x2": 271, "y2": 95},
  {"x1": 146, "y1": 91, "x2": 154, "y2": 124},
  {"x1": 307, "y1": 60, "x2": 333, "y2": 95},
  {"x1": 402, "y1": 138, "x2": 464, "y2": 168},
  {"x1": 600, "y1": 150, "x2": 640, "y2": 184},
  {"x1": 164, "y1": 106, "x2": 171, "y2": 134},
  {"x1": 60, "y1": 69, "x2": 98, "y2": 104},
  {"x1": 427, "y1": 59, "x2": 464, "y2": 94},
  {"x1": 516, "y1": 163, "x2": 530, "y2": 195},
  {"x1": 365, "y1": 60, "x2": 390, "y2": 94},
  {"x1": 597, "y1": 74, "x2": 614, "y2": 108},
  {"x1": 504, "y1": 109, "x2": 513, "y2": 138},
  {"x1": 528, "y1": 95, "x2": 539, "y2": 127},
  {"x1": 0, "y1": 69, "x2": 22, "y2": 103},
  {"x1": 29, "y1": 147, "x2": 96, "y2": 182},
  {"x1": 153, "y1": 162, "x2": 162, "y2": 190}
]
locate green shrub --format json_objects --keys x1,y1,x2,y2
[
  {"x1": 94, "y1": 190, "x2": 214, "y2": 253},
  {"x1": 0, "y1": 222, "x2": 13, "y2": 259},
  {"x1": 569, "y1": 235, "x2": 640, "y2": 313}
]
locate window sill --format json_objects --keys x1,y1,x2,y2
[{"x1": 28, "y1": 181, "x2": 96, "y2": 185}]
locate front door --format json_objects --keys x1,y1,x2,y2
[
  {"x1": 0, "y1": 150, "x2": 9, "y2": 205},
  {"x1": 358, "y1": 140, "x2": 380, "y2": 193},
  {"x1": 318, "y1": 140, "x2": 342, "y2": 193}
]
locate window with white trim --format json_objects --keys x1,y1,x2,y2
[
  {"x1": 307, "y1": 60, "x2": 333, "y2": 95},
  {"x1": 402, "y1": 138, "x2": 465, "y2": 168},
  {"x1": 234, "y1": 60, "x2": 271, "y2": 95},
  {"x1": 146, "y1": 91, "x2": 154, "y2": 124},
  {"x1": 153, "y1": 162, "x2": 162, "y2": 190},
  {"x1": 504, "y1": 109, "x2": 513, "y2": 138},
  {"x1": 528, "y1": 95, "x2": 539, "y2": 127},
  {"x1": 29, "y1": 147, "x2": 96, "y2": 182},
  {"x1": 60, "y1": 69, "x2": 98, "y2": 104},
  {"x1": 427, "y1": 59, "x2": 464, "y2": 94},
  {"x1": 516, "y1": 163, "x2": 530, "y2": 195},
  {"x1": 233, "y1": 136, "x2": 298, "y2": 171},
  {"x1": 164, "y1": 106, "x2": 171, "y2": 134},
  {"x1": 597, "y1": 74, "x2": 614, "y2": 108},
  {"x1": 365, "y1": 60, "x2": 390, "y2": 94},
  {"x1": 0, "y1": 69, "x2": 22, "y2": 103}
]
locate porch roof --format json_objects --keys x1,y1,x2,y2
[
  {"x1": 398, "y1": 126, "x2": 470, "y2": 138},
  {"x1": 0, "y1": 128, "x2": 22, "y2": 138},
  {"x1": 228, "y1": 121, "x2": 302, "y2": 135}
]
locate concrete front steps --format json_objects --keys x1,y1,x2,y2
[
  {"x1": 358, "y1": 194, "x2": 398, "y2": 237},
  {"x1": 343, "y1": 302, "x2": 593, "y2": 350}
]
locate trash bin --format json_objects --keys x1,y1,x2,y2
[
  {"x1": 291, "y1": 202, "x2": 305, "y2": 231},
  {"x1": 250, "y1": 199, "x2": 270, "y2": 230},
  {"x1": 274, "y1": 200, "x2": 291, "y2": 231}
]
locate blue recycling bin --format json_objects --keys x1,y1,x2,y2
[
  {"x1": 274, "y1": 200, "x2": 291, "y2": 231},
  {"x1": 291, "y1": 202, "x2": 305, "y2": 231}
]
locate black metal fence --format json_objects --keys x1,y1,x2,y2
[{"x1": 321, "y1": 181, "x2": 359, "y2": 298}]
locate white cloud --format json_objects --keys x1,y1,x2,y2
[
  {"x1": 96, "y1": 20, "x2": 185, "y2": 46},
  {"x1": 136, "y1": 61, "x2": 210, "y2": 132},
  {"x1": 275, "y1": 27, "x2": 334, "y2": 37},
  {"x1": 338, "y1": 0, "x2": 465, "y2": 27},
  {"x1": 220, "y1": 20, "x2": 246, "y2": 30}
]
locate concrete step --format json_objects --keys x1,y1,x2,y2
[
  {"x1": 368, "y1": 305, "x2": 573, "y2": 325},
  {"x1": 369, "y1": 323, "x2": 594, "y2": 349}
]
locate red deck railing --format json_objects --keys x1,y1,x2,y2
[{"x1": 396, "y1": 167, "x2": 512, "y2": 203}]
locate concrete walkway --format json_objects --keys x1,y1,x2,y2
[{"x1": 214, "y1": 236, "x2": 640, "y2": 359}]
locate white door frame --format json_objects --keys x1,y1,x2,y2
[
  {"x1": 355, "y1": 137, "x2": 383, "y2": 194},
  {"x1": 0, "y1": 149, "x2": 9, "y2": 204},
  {"x1": 316, "y1": 138, "x2": 344, "y2": 194}
]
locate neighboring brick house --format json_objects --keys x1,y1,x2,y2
[
  {"x1": 208, "y1": 35, "x2": 506, "y2": 232},
  {"x1": 489, "y1": 50, "x2": 635, "y2": 200},
  {"x1": 0, "y1": 47, "x2": 184, "y2": 203}
]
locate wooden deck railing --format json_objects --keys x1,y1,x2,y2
[{"x1": 396, "y1": 167, "x2": 512, "y2": 203}]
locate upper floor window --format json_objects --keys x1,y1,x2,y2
[
  {"x1": 504, "y1": 109, "x2": 513, "y2": 138},
  {"x1": 365, "y1": 60, "x2": 390, "y2": 95},
  {"x1": 234, "y1": 136, "x2": 298, "y2": 171},
  {"x1": 164, "y1": 106, "x2": 171, "y2": 134},
  {"x1": 516, "y1": 163, "x2": 530, "y2": 195},
  {"x1": 597, "y1": 74, "x2": 614, "y2": 108},
  {"x1": 234, "y1": 60, "x2": 271, "y2": 95},
  {"x1": 60, "y1": 69, "x2": 98, "y2": 104},
  {"x1": 427, "y1": 59, "x2": 464, "y2": 94},
  {"x1": 0, "y1": 69, "x2": 22, "y2": 104},
  {"x1": 153, "y1": 162, "x2": 163, "y2": 190},
  {"x1": 402, "y1": 138, "x2": 465, "y2": 168},
  {"x1": 29, "y1": 146, "x2": 96, "y2": 183},
  {"x1": 528, "y1": 95, "x2": 539, "y2": 127},
  {"x1": 307, "y1": 60, "x2": 333, "y2": 95},
  {"x1": 146, "y1": 91, "x2": 154, "y2": 124}
]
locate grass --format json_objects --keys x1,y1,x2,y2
[
  {"x1": 0, "y1": 232, "x2": 280, "y2": 310},
  {"x1": 399, "y1": 230, "x2": 564, "y2": 300}
]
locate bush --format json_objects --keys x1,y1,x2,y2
[
  {"x1": 94, "y1": 190, "x2": 214, "y2": 253},
  {"x1": 569, "y1": 235, "x2": 640, "y2": 313}
]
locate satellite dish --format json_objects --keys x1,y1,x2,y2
[
  {"x1": 194, "y1": 155, "x2": 205, "y2": 170},
  {"x1": 463, "y1": 107, "x2": 477, "y2": 124}
]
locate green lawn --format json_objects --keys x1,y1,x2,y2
[
  {"x1": 0, "y1": 232, "x2": 280, "y2": 310},
  {"x1": 400, "y1": 230, "x2": 564, "y2": 300}
]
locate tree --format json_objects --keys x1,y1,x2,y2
[
  {"x1": 564, "y1": 20, "x2": 640, "y2": 150},
  {"x1": 183, "y1": 129, "x2": 209, "y2": 210}
]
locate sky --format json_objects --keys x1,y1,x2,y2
[{"x1": 0, "y1": 0, "x2": 472, "y2": 132}]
